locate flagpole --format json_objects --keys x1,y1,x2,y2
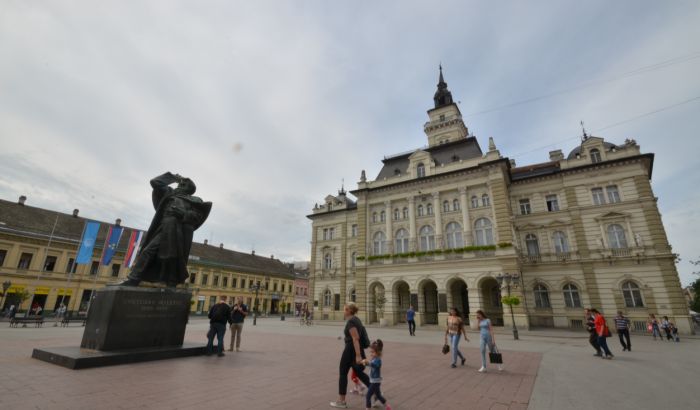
[
  {"x1": 26, "y1": 213, "x2": 59, "y2": 316},
  {"x1": 56, "y1": 222, "x2": 86, "y2": 319}
]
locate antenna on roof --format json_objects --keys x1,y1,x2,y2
[{"x1": 580, "y1": 120, "x2": 589, "y2": 140}]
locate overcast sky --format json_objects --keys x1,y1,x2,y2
[{"x1": 1, "y1": 1, "x2": 699, "y2": 285}]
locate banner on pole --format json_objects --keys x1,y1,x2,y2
[
  {"x1": 76, "y1": 221, "x2": 100, "y2": 264},
  {"x1": 101, "y1": 225, "x2": 124, "y2": 265},
  {"x1": 124, "y1": 230, "x2": 144, "y2": 268}
]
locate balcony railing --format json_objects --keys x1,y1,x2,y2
[
  {"x1": 361, "y1": 245, "x2": 504, "y2": 266},
  {"x1": 519, "y1": 251, "x2": 580, "y2": 263},
  {"x1": 610, "y1": 248, "x2": 632, "y2": 257}
]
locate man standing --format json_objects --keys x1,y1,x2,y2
[
  {"x1": 614, "y1": 311, "x2": 631, "y2": 351},
  {"x1": 229, "y1": 297, "x2": 248, "y2": 352},
  {"x1": 406, "y1": 305, "x2": 416, "y2": 336},
  {"x1": 207, "y1": 296, "x2": 231, "y2": 357},
  {"x1": 585, "y1": 308, "x2": 602, "y2": 357}
]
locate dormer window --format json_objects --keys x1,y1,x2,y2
[
  {"x1": 394, "y1": 168, "x2": 401, "y2": 176},
  {"x1": 590, "y1": 149, "x2": 601, "y2": 163},
  {"x1": 417, "y1": 163, "x2": 425, "y2": 178},
  {"x1": 439, "y1": 114, "x2": 445, "y2": 121}
]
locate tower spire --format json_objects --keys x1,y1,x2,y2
[{"x1": 433, "y1": 64, "x2": 453, "y2": 108}]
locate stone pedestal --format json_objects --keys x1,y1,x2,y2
[{"x1": 33, "y1": 287, "x2": 205, "y2": 369}]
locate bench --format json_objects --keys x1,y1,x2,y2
[
  {"x1": 9, "y1": 317, "x2": 44, "y2": 328},
  {"x1": 60, "y1": 315, "x2": 88, "y2": 327}
]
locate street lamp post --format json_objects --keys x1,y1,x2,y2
[
  {"x1": 1, "y1": 280, "x2": 11, "y2": 313},
  {"x1": 496, "y1": 273, "x2": 520, "y2": 340},
  {"x1": 249, "y1": 282, "x2": 261, "y2": 326}
]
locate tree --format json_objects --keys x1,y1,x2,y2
[
  {"x1": 690, "y1": 258, "x2": 700, "y2": 312},
  {"x1": 374, "y1": 289, "x2": 387, "y2": 318},
  {"x1": 501, "y1": 295, "x2": 521, "y2": 307}
]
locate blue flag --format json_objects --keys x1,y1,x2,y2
[
  {"x1": 100, "y1": 225, "x2": 124, "y2": 265},
  {"x1": 76, "y1": 221, "x2": 100, "y2": 264}
]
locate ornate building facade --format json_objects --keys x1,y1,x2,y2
[
  {"x1": 307, "y1": 68, "x2": 692, "y2": 334},
  {"x1": 0, "y1": 197, "x2": 296, "y2": 316}
]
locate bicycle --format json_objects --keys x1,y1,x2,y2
[{"x1": 299, "y1": 316, "x2": 313, "y2": 326}]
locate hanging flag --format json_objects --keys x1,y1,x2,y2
[
  {"x1": 124, "y1": 230, "x2": 144, "y2": 268},
  {"x1": 100, "y1": 225, "x2": 124, "y2": 265},
  {"x1": 76, "y1": 221, "x2": 101, "y2": 264}
]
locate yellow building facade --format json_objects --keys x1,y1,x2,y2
[
  {"x1": 307, "y1": 69, "x2": 692, "y2": 334},
  {"x1": 0, "y1": 198, "x2": 295, "y2": 316}
]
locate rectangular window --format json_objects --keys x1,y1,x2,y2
[
  {"x1": 232, "y1": 278, "x2": 238, "y2": 288},
  {"x1": 213, "y1": 275, "x2": 219, "y2": 287},
  {"x1": 322, "y1": 229, "x2": 328, "y2": 240},
  {"x1": 111, "y1": 264, "x2": 120, "y2": 277},
  {"x1": 17, "y1": 252, "x2": 33, "y2": 269},
  {"x1": 545, "y1": 195, "x2": 559, "y2": 212},
  {"x1": 190, "y1": 273, "x2": 197, "y2": 284},
  {"x1": 43, "y1": 255, "x2": 57, "y2": 272},
  {"x1": 90, "y1": 261, "x2": 100, "y2": 275},
  {"x1": 592, "y1": 188, "x2": 605, "y2": 205},
  {"x1": 519, "y1": 199, "x2": 531, "y2": 215},
  {"x1": 209, "y1": 296, "x2": 216, "y2": 308},
  {"x1": 0, "y1": 249, "x2": 6, "y2": 266},
  {"x1": 351, "y1": 224, "x2": 358, "y2": 237},
  {"x1": 241, "y1": 279, "x2": 246, "y2": 289},
  {"x1": 65, "y1": 258, "x2": 77, "y2": 274},
  {"x1": 222, "y1": 277, "x2": 228, "y2": 287},
  {"x1": 329, "y1": 228, "x2": 334, "y2": 240},
  {"x1": 201, "y1": 273, "x2": 209, "y2": 286},
  {"x1": 606, "y1": 185, "x2": 620, "y2": 203},
  {"x1": 273, "y1": 283, "x2": 278, "y2": 292}
]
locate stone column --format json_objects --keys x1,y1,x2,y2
[
  {"x1": 432, "y1": 192, "x2": 442, "y2": 248},
  {"x1": 408, "y1": 196, "x2": 417, "y2": 251},
  {"x1": 385, "y1": 200, "x2": 393, "y2": 254},
  {"x1": 459, "y1": 187, "x2": 472, "y2": 246}
]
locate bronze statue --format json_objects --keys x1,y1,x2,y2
[{"x1": 116, "y1": 172, "x2": 211, "y2": 287}]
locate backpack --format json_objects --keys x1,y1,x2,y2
[{"x1": 349, "y1": 316, "x2": 371, "y2": 349}]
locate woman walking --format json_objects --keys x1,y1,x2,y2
[
  {"x1": 444, "y1": 307, "x2": 469, "y2": 368},
  {"x1": 330, "y1": 303, "x2": 370, "y2": 409},
  {"x1": 661, "y1": 316, "x2": 674, "y2": 341},
  {"x1": 476, "y1": 310, "x2": 501, "y2": 372},
  {"x1": 592, "y1": 309, "x2": 614, "y2": 359},
  {"x1": 648, "y1": 314, "x2": 662, "y2": 340}
]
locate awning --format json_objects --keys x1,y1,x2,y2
[
  {"x1": 34, "y1": 287, "x2": 50, "y2": 295},
  {"x1": 57, "y1": 289, "x2": 73, "y2": 296},
  {"x1": 7, "y1": 285, "x2": 26, "y2": 293}
]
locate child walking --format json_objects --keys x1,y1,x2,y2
[{"x1": 362, "y1": 340, "x2": 391, "y2": 410}]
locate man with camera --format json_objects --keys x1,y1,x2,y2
[{"x1": 229, "y1": 297, "x2": 249, "y2": 352}]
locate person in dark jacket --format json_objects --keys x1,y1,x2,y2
[
  {"x1": 585, "y1": 308, "x2": 602, "y2": 356},
  {"x1": 207, "y1": 296, "x2": 231, "y2": 357}
]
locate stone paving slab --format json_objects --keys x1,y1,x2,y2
[{"x1": 0, "y1": 319, "x2": 540, "y2": 410}]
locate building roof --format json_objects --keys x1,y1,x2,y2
[
  {"x1": 0, "y1": 197, "x2": 295, "y2": 279},
  {"x1": 510, "y1": 161, "x2": 561, "y2": 181},
  {"x1": 375, "y1": 137, "x2": 483, "y2": 180},
  {"x1": 567, "y1": 141, "x2": 617, "y2": 159}
]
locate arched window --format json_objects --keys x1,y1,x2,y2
[
  {"x1": 445, "y1": 222, "x2": 463, "y2": 249},
  {"x1": 590, "y1": 148, "x2": 601, "y2": 163},
  {"x1": 350, "y1": 288, "x2": 356, "y2": 303},
  {"x1": 380, "y1": 211, "x2": 386, "y2": 222},
  {"x1": 395, "y1": 229, "x2": 409, "y2": 253},
  {"x1": 443, "y1": 200, "x2": 450, "y2": 213},
  {"x1": 525, "y1": 234, "x2": 540, "y2": 256},
  {"x1": 323, "y1": 289, "x2": 332, "y2": 306},
  {"x1": 417, "y1": 205, "x2": 424, "y2": 217},
  {"x1": 622, "y1": 281, "x2": 644, "y2": 308},
  {"x1": 607, "y1": 224, "x2": 628, "y2": 249},
  {"x1": 323, "y1": 253, "x2": 332, "y2": 270},
  {"x1": 426, "y1": 203, "x2": 433, "y2": 215},
  {"x1": 373, "y1": 231, "x2": 386, "y2": 255},
  {"x1": 372, "y1": 212, "x2": 377, "y2": 223},
  {"x1": 482, "y1": 194, "x2": 490, "y2": 207},
  {"x1": 471, "y1": 196, "x2": 479, "y2": 208},
  {"x1": 351, "y1": 251, "x2": 357, "y2": 268},
  {"x1": 474, "y1": 218, "x2": 494, "y2": 245},
  {"x1": 402, "y1": 207, "x2": 409, "y2": 219},
  {"x1": 534, "y1": 284, "x2": 551, "y2": 308},
  {"x1": 552, "y1": 231, "x2": 569, "y2": 253},
  {"x1": 393, "y1": 208, "x2": 400, "y2": 220},
  {"x1": 419, "y1": 225, "x2": 435, "y2": 251},
  {"x1": 453, "y1": 199, "x2": 460, "y2": 211},
  {"x1": 563, "y1": 283, "x2": 582, "y2": 308},
  {"x1": 417, "y1": 163, "x2": 425, "y2": 178}
]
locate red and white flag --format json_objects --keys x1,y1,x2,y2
[{"x1": 124, "y1": 230, "x2": 144, "y2": 268}]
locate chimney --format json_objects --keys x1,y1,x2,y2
[
  {"x1": 509, "y1": 159, "x2": 516, "y2": 167},
  {"x1": 18, "y1": 195, "x2": 26, "y2": 205},
  {"x1": 203, "y1": 239, "x2": 208, "y2": 245},
  {"x1": 270, "y1": 254, "x2": 274, "y2": 259},
  {"x1": 549, "y1": 150, "x2": 564, "y2": 161},
  {"x1": 115, "y1": 218, "x2": 122, "y2": 226},
  {"x1": 252, "y1": 250, "x2": 256, "y2": 256},
  {"x1": 219, "y1": 243, "x2": 224, "y2": 249},
  {"x1": 72, "y1": 209, "x2": 79, "y2": 217}
]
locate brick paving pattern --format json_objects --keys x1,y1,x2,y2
[{"x1": 0, "y1": 320, "x2": 540, "y2": 410}]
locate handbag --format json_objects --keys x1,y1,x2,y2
[
  {"x1": 488, "y1": 344, "x2": 503, "y2": 364},
  {"x1": 442, "y1": 344, "x2": 450, "y2": 355}
]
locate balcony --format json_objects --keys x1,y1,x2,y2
[
  {"x1": 361, "y1": 245, "x2": 503, "y2": 266},
  {"x1": 519, "y1": 251, "x2": 580, "y2": 264}
]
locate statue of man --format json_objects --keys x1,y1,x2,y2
[{"x1": 117, "y1": 172, "x2": 212, "y2": 287}]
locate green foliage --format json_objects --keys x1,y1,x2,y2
[
  {"x1": 498, "y1": 242, "x2": 513, "y2": 248},
  {"x1": 365, "y1": 245, "x2": 498, "y2": 261},
  {"x1": 690, "y1": 258, "x2": 700, "y2": 312},
  {"x1": 501, "y1": 296, "x2": 521, "y2": 306}
]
